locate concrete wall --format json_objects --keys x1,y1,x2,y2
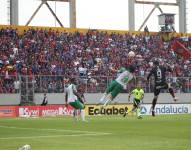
[
  {"x1": 0, "y1": 93, "x2": 190, "y2": 105},
  {"x1": 0, "y1": 94, "x2": 20, "y2": 105}
]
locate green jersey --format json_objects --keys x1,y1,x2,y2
[
  {"x1": 132, "y1": 88, "x2": 144, "y2": 100},
  {"x1": 116, "y1": 70, "x2": 134, "y2": 89},
  {"x1": 118, "y1": 67, "x2": 126, "y2": 73},
  {"x1": 66, "y1": 84, "x2": 78, "y2": 102}
]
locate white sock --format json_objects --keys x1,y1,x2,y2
[
  {"x1": 99, "y1": 93, "x2": 107, "y2": 103},
  {"x1": 73, "y1": 110, "x2": 79, "y2": 121},
  {"x1": 103, "y1": 98, "x2": 111, "y2": 107},
  {"x1": 73, "y1": 109, "x2": 76, "y2": 117},
  {"x1": 131, "y1": 107, "x2": 136, "y2": 112},
  {"x1": 137, "y1": 108, "x2": 141, "y2": 117},
  {"x1": 81, "y1": 109, "x2": 85, "y2": 121}
]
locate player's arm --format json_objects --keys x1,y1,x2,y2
[
  {"x1": 141, "y1": 90, "x2": 144, "y2": 103},
  {"x1": 128, "y1": 90, "x2": 134, "y2": 102},
  {"x1": 142, "y1": 93, "x2": 144, "y2": 100},
  {"x1": 127, "y1": 74, "x2": 136, "y2": 84},
  {"x1": 81, "y1": 94, "x2": 86, "y2": 103},
  {"x1": 147, "y1": 68, "x2": 154, "y2": 82},
  {"x1": 118, "y1": 67, "x2": 126, "y2": 73},
  {"x1": 72, "y1": 85, "x2": 83, "y2": 101},
  {"x1": 78, "y1": 93, "x2": 86, "y2": 104},
  {"x1": 141, "y1": 93, "x2": 144, "y2": 100}
]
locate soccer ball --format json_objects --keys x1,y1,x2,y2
[
  {"x1": 18, "y1": 144, "x2": 30, "y2": 150},
  {"x1": 24, "y1": 145, "x2": 30, "y2": 150},
  {"x1": 128, "y1": 51, "x2": 135, "y2": 57}
]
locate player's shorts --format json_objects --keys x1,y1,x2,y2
[
  {"x1": 133, "y1": 98, "x2": 141, "y2": 107},
  {"x1": 154, "y1": 82, "x2": 169, "y2": 96},
  {"x1": 106, "y1": 80, "x2": 123, "y2": 99},
  {"x1": 69, "y1": 100, "x2": 85, "y2": 109}
]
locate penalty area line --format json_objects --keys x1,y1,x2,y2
[
  {"x1": 0, "y1": 133, "x2": 111, "y2": 140},
  {"x1": 0, "y1": 125, "x2": 111, "y2": 135}
]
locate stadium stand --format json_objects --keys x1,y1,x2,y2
[{"x1": 0, "y1": 26, "x2": 191, "y2": 93}]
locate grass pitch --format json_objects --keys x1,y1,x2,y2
[{"x1": 0, "y1": 115, "x2": 191, "y2": 150}]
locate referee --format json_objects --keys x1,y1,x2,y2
[{"x1": 124, "y1": 84, "x2": 144, "y2": 119}]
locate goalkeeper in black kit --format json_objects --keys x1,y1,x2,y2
[{"x1": 147, "y1": 61, "x2": 178, "y2": 117}]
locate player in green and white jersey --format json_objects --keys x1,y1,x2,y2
[
  {"x1": 98, "y1": 65, "x2": 136, "y2": 107},
  {"x1": 65, "y1": 78, "x2": 85, "y2": 121}
]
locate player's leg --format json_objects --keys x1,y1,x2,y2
[
  {"x1": 124, "y1": 98, "x2": 137, "y2": 116},
  {"x1": 132, "y1": 99, "x2": 142, "y2": 118},
  {"x1": 98, "y1": 80, "x2": 116, "y2": 104},
  {"x1": 136, "y1": 104, "x2": 142, "y2": 119},
  {"x1": 130, "y1": 106, "x2": 137, "y2": 114},
  {"x1": 75, "y1": 100, "x2": 86, "y2": 121},
  {"x1": 79, "y1": 108, "x2": 86, "y2": 122},
  {"x1": 151, "y1": 95, "x2": 158, "y2": 117},
  {"x1": 167, "y1": 83, "x2": 178, "y2": 101},
  {"x1": 44, "y1": 101, "x2": 48, "y2": 105},
  {"x1": 69, "y1": 102, "x2": 79, "y2": 121},
  {"x1": 151, "y1": 87, "x2": 160, "y2": 117},
  {"x1": 132, "y1": 100, "x2": 138, "y2": 113},
  {"x1": 41, "y1": 100, "x2": 45, "y2": 106},
  {"x1": 124, "y1": 99, "x2": 141, "y2": 118},
  {"x1": 74, "y1": 109, "x2": 79, "y2": 121},
  {"x1": 102, "y1": 93, "x2": 112, "y2": 107},
  {"x1": 99, "y1": 93, "x2": 107, "y2": 104},
  {"x1": 103, "y1": 82, "x2": 123, "y2": 107}
]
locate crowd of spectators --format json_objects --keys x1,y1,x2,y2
[{"x1": 0, "y1": 27, "x2": 191, "y2": 93}]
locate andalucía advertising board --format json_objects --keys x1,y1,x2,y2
[{"x1": 140, "y1": 104, "x2": 191, "y2": 115}]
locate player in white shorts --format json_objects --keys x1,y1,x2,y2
[
  {"x1": 98, "y1": 65, "x2": 136, "y2": 107},
  {"x1": 65, "y1": 78, "x2": 85, "y2": 121}
]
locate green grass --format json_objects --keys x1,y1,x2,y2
[{"x1": 0, "y1": 115, "x2": 191, "y2": 150}]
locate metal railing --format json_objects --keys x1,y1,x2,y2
[{"x1": 0, "y1": 75, "x2": 191, "y2": 94}]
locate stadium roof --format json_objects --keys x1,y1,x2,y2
[{"x1": 41, "y1": 0, "x2": 69, "y2": 2}]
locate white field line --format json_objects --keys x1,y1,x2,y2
[
  {"x1": 0, "y1": 125, "x2": 110, "y2": 134},
  {"x1": 0, "y1": 125, "x2": 111, "y2": 140},
  {"x1": 0, "y1": 133, "x2": 111, "y2": 140}
]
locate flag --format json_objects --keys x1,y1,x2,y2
[{"x1": 171, "y1": 40, "x2": 191, "y2": 60}]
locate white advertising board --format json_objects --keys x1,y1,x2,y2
[{"x1": 140, "y1": 104, "x2": 191, "y2": 115}]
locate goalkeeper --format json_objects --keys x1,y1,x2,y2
[{"x1": 123, "y1": 84, "x2": 144, "y2": 119}]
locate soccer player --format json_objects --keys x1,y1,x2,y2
[
  {"x1": 123, "y1": 84, "x2": 144, "y2": 119},
  {"x1": 41, "y1": 93, "x2": 48, "y2": 106},
  {"x1": 65, "y1": 78, "x2": 86, "y2": 121},
  {"x1": 147, "y1": 60, "x2": 178, "y2": 116},
  {"x1": 98, "y1": 65, "x2": 136, "y2": 107},
  {"x1": 77, "y1": 83, "x2": 87, "y2": 122}
]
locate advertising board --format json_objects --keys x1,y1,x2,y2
[
  {"x1": 0, "y1": 106, "x2": 17, "y2": 118},
  {"x1": 140, "y1": 104, "x2": 191, "y2": 115},
  {"x1": 18, "y1": 105, "x2": 74, "y2": 118},
  {"x1": 85, "y1": 104, "x2": 133, "y2": 116}
]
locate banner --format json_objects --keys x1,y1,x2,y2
[
  {"x1": 1, "y1": 104, "x2": 190, "y2": 118},
  {"x1": 18, "y1": 105, "x2": 74, "y2": 118},
  {"x1": 140, "y1": 104, "x2": 191, "y2": 115},
  {"x1": 0, "y1": 106, "x2": 17, "y2": 118},
  {"x1": 85, "y1": 104, "x2": 133, "y2": 116},
  {"x1": 171, "y1": 40, "x2": 191, "y2": 59}
]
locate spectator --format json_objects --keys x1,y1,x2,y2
[
  {"x1": 41, "y1": 93, "x2": 48, "y2": 106},
  {"x1": 0, "y1": 27, "x2": 190, "y2": 93}
]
